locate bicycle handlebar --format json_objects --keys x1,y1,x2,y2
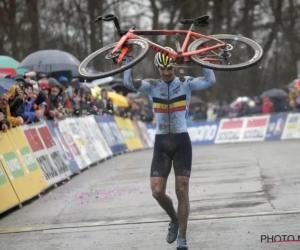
[{"x1": 94, "y1": 14, "x2": 123, "y2": 36}]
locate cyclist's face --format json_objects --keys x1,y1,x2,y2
[{"x1": 158, "y1": 66, "x2": 175, "y2": 83}]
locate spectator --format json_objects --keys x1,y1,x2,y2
[
  {"x1": 100, "y1": 88, "x2": 114, "y2": 115},
  {"x1": 261, "y1": 97, "x2": 273, "y2": 114},
  {"x1": 22, "y1": 83, "x2": 44, "y2": 123},
  {"x1": 6, "y1": 81, "x2": 26, "y2": 127},
  {"x1": 44, "y1": 78, "x2": 66, "y2": 120},
  {"x1": 39, "y1": 81, "x2": 50, "y2": 98},
  {"x1": 192, "y1": 105, "x2": 207, "y2": 121},
  {"x1": 0, "y1": 94, "x2": 11, "y2": 132},
  {"x1": 206, "y1": 102, "x2": 218, "y2": 121}
]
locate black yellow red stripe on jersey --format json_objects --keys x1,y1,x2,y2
[{"x1": 153, "y1": 95, "x2": 186, "y2": 113}]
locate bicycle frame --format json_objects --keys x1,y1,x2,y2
[{"x1": 111, "y1": 29, "x2": 227, "y2": 64}]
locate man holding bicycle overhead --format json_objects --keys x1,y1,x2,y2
[{"x1": 124, "y1": 47, "x2": 216, "y2": 250}]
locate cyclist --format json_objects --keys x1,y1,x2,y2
[{"x1": 124, "y1": 47, "x2": 216, "y2": 249}]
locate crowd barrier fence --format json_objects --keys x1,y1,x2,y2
[{"x1": 0, "y1": 112, "x2": 299, "y2": 215}]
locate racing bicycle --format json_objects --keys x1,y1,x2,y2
[{"x1": 78, "y1": 14, "x2": 263, "y2": 80}]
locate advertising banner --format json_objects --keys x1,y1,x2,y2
[
  {"x1": 46, "y1": 121, "x2": 80, "y2": 174},
  {"x1": 22, "y1": 125, "x2": 62, "y2": 186},
  {"x1": 113, "y1": 116, "x2": 144, "y2": 150},
  {"x1": 188, "y1": 121, "x2": 220, "y2": 145},
  {"x1": 7, "y1": 127, "x2": 48, "y2": 192},
  {"x1": 265, "y1": 114, "x2": 287, "y2": 141},
  {"x1": 214, "y1": 118, "x2": 245, "y2": 144},
  {"x1": 0, "y1": 132, "x2": 40, "y2": 202},
  {"x1": 35, "y1": 122, "x2": 72, "y2": 179},
  {"x1": 133, "y1": 121, "x2": 153, "y2": 148},
  {"x1": 84, "y1": 116, "x2": 112, "y2": 159},
  {"x1": 240, "y1": 115, "x2": 270, "y2": 142},
  {"x1": 0, "y1": 161, "x2": 20, "y2": 214},
  {"x1": 57, "y1": 119, "x2": 87, "y2": 170},
  {"x1": 146, "y1": 124, "x2": 156, "y2": 145},
  {"x1": 281, "y1": 113, "x2": 300, "y2": 139},
  {"x1": 65, "y1": 118, "x2": 92, "y2": 166},
  {"x1": 95, "y1": 115, "x2": 127, "y2": 154},
  {"x1": 76, "y1": 118, "x2": 101, "y2": 164}
]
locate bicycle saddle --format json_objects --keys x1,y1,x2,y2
[{"x1": 180, "y1": 15, "x2": 209, "y2": 27}]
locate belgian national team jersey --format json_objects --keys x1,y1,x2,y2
[{"x1": 124, "y1": 57, "x2": 216, "y2": 134}]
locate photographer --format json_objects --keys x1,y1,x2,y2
[{"x1": 0, "y1": 94, "x2": 11, "y2": 132}]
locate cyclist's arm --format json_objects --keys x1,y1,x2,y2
[
  {"x1": 186, "y1": 68, "x2": 216, "y2": 91},
  {"x1": 124, "y1": 56, "x2": 151, "y2": 93}
]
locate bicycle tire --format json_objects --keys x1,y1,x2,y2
[
  {"x1": 188, "y1": 34, "x2": 263, "y2": 71},
  {"x1": 78, "y1": 39, "x2": 150, "y2": 79}
]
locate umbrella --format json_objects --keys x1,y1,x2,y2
[
  {"x1": 0, "y1": 68, "x2": 17, "y2": 76},
  {"x1": 0, "y1": 78, "x2": 16, "y2": 95},
  {"x1": 0, "y1": 72, "x2": 11, "y2": 79},
  {"x1": 90, "y1": 86, "x2": 129, "y2": 107},
  {"x1": 229, "y1": 96, "x2": 251, "y2": 108},
  {"x1": 0, "y1": 55, "x2": 19, "y2": 68},
  {"x1": 15, "y1": 68, "x2": 29, "y2": 75},
  {"x1": 260, "y1": 88, "x2": 288, "y2": 98},
  {"x1": 107, "y1": 91, "x2": 129, "y2": 107},
  {"x1": 19, "y1": 50, "x2": 81, "y2": 77}
]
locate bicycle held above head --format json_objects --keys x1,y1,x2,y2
[{"x1": 78, "y1": 14, "x2": 263, "y2": 80}]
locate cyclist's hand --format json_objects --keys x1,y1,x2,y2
[{"x1": 126, "y1": 46, "x2": 133, "y2": 57}]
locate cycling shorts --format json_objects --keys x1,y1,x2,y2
[{"x1": 150, "y1": 132, "x2": 192, "y2": 178}]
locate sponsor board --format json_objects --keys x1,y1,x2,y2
[
  {"x1": 146, "y1": 124, "x2": 156, "y2": 145},
  {"x1": 36, "y1": 123, "x2": 72, "y2": 179},
  {"x1": 281, "y1": 113, "x2": 300, "y2": 139},
  {"x1": 57, "y1": 119, "x2": 87, "y2": 169},
  {"x1": 46, "y1": 121, "x2": 80, "y2": 174},
  {"x1": 240, "y1": 116, "x2": 269, "y2": 142},
  {"x1": 22, "y1": 126, "x2": 61, "y2": 186},
  {"x1": 84, "y1": 116, "x2": 113, "y2": 159},
  {"x1": 188, "y1": 121, "x2": 219, "y2": 145},
  {"x1": 265, "y1": 114, "x2": 287, "y2": 140},
  {"x1": 214, "y1": 118, "x2": 245, "y2": 144},
  {"x1": 95, "y1": 115, "x2": 127, "y2": 154},
  {"x1": 113, "y1": 116, "x2": 143, "y2": 150},
  {"x1": 0, "y1": 161, "x2": 20, "y2": 214}
]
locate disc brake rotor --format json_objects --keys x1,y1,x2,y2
[
  {"x1": 105, "y1": 50, "x2": 121, "y2": 60},
  {"x1": 218, "y1": 44, "x2": 233, "y2": 64}
]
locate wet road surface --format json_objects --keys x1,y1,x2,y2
[{"x1": 0, "y1": 140, "x2": 299, "y2": 250}]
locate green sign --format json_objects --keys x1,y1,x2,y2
[
  {"x1": 121, "y1": 129, "x2": 137, "y2": 139},
  {"x1": 3, "y1": 152, "x2": 24, "y2": 179},
  {"x1": 0, "y1": 166, "x2": 7, "y2": 185},
  {"x1": 20, "y1": 147, "x2": 38, "y2": 172}
]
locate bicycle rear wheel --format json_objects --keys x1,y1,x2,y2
[
  {"x1": 78, "y1": 39, "x2": 150, "y2": 80},
  {"x1": 188, "y1": 34, "x2": 263, "y2": 71}
]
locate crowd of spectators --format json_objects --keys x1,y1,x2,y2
[
  {"x1": 0, "y1": 71, "x2": 155, "y2": 132},
  {"x1": 0, "y1": 69, "x2": 300, "y2": 133},
  {"x1": 188, "y1": 89, "x2": 300, "y2": 122},
  {"x1": 187, "y1": 79, "x2": 300, "y2": 122}
]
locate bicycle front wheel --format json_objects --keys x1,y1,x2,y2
[
  {"x1": 188, "y1": 34, "x2": 263, "y2": 71},
  {"x1": 78, "y1": 39, "x2": 150, "y2": 80}
]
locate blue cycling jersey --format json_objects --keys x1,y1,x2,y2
[{"x1": 124, "y1": 57, "x2": 216, "y2": 134}]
